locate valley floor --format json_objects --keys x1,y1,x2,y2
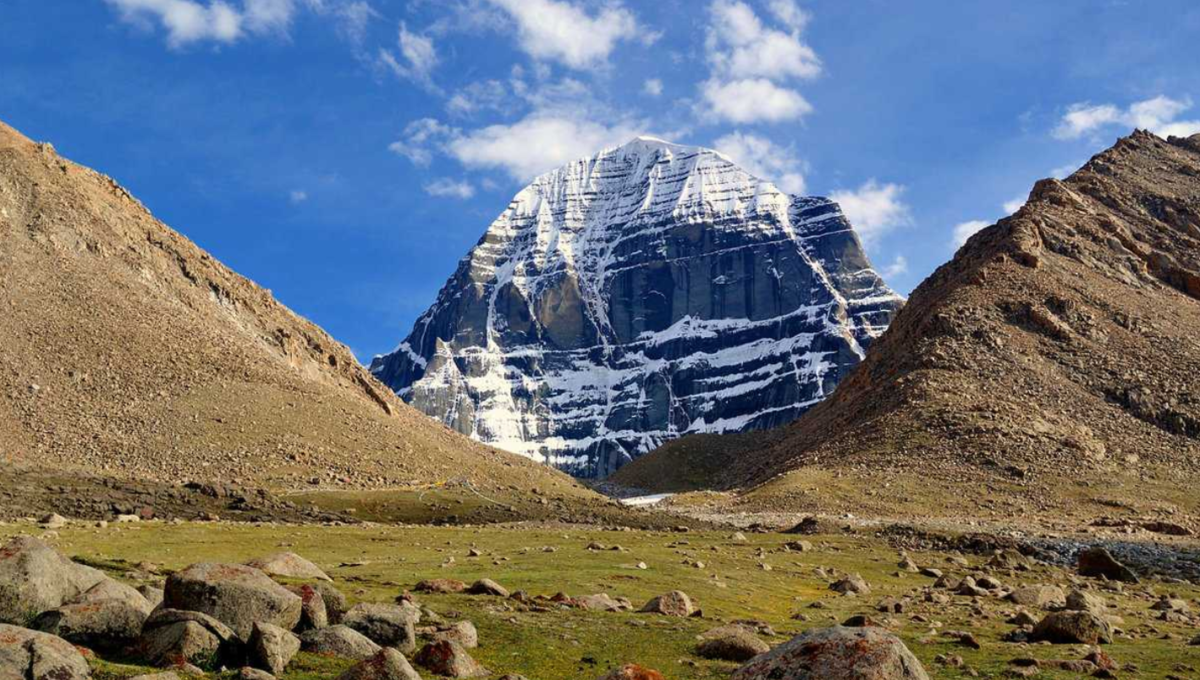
[{"x1": 3, "y1": 515, "x2": 1198, "y2": 679}]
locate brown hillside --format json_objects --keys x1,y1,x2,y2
[
  {"x1": 0, "y1": 120, "x2": 582, "y2": 498},
  {"x1": 618, "y1": 131, "x2": 1200, "y2": 521}
]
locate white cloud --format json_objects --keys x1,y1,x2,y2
[
  {"x1": 487, "y1": 0, "x2": 647, "y2": 70},
  {"x1": 700, "y1": 0, "x2": 820, "y2": 124},
  {"x1": 446, "y1": 80, "x2": 512, "y2": 117},
  {"x1": 388, "y1": 118, "x2": 457, "y2": 166},
  {"x1": 702, "y1": 78, "x2": 812, "y2": 124},
  {"x1": 379, "y1": 22, "x2": 438, "y2": 87},
  {"x1": 289, "y1": 189, "x2": 308, "y2": 203},
  {"x1": 1050, "y1": 161, "x2": 1081, "y2": 179},
  {"x1": 447, "y1": 112, "x2": 644, "y2": 181},
  {"x1": 1054, "y1": 95, "x2": 1200, "y2": 140},
  {"x1": 830, "y1": 180, "x2": 911, "y2": 246},
  {"x1": 952, "y1": 220, "x2": 991, "y2": 248},
  {"x1": 106, "y1": 0, "x2": 244, "y2": 46},
  {"x1": 714, "y1": 131, "x2": 806, "y2": 195},
  {"x1": 1003, "y1": 197, "x2": 1025, "y2": 214},
  {"x1": 423, "y1": 178, "x2": 475, "y2": 200},
  {"x1": 106, "y1": 0, "x2": 374, "y2": 47},
  {"x1": 643, "y1": 78, "x2": 664, "y2": 97},
  {"x1": 880, "y1": 255, "x2": 908, "y2": 279}
]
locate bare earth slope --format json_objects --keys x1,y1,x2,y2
[
  {"x1": 618, "y1": 131, "x2": 1200, "y2": 521},
  {"x1": 0, "y1": 120, "x2": 582, "y2": 498}
]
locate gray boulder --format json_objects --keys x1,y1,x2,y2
[
  {"x1": 136, "y1": 609, "x2": 236, "y2": 668},
  {"x1": 1007, "y1": 585, "x2": 1065, "y2": 610},
  {"x1": 414, "y1": 640, "x2": 488, "y2": 678},
  {"x1": 696, "y1": 630, "x2": 769, "y2": 661},
  {"x1": 1030, "y1": 611, "x2": 1113, "y2": 644},
  {"x1": 313, "y1": 582, "x2": 347, "y2": 625},
  {"x1": 1077, "y1": 548, "x2": 1138, "y2": 583},
  {"x1": 164, "y1": 563, "x2": 301, "y2": 640},
  {"x1": 732, "y1": 626, "x2": 929, "y2": 680},
  {"x1": 465, "y1": 579, "x2": 508, "y2": 597},
  {"x1": 249, "y1": 622, "x2": 300, "y2": 677},
  {"x1": 246, "y1": 553, "x2": 332, "y2": 582},
  {"x1": 418, "y1": 621, "x2": 478, "y2": 649},
  {"x1": 0, "y1": 536, "x2": 108, "y2": 625},
  {"x1": 287, "y1": 584, "x2": 329, "y2": 631},
  {"x1": 301, "y1": 625, "x2": 381, "y2": 661},
  {"x1": 0, "y1": 624, "x2": 92, "y2": 680},
  {"x1": 639, "y1": 591, "x2": 695, "y2": 617},
  {"x1": 32, "y1": 597, "x2": 148, "y2": 650},
  {"x1": 137, "y1": 586, "x2": 165, "y2": 610},
  {"x1": 343, "y1": 603, "x2": 419, "y2": 654},
  {"x1": 337, "y1": 648, "x2": 422, "y2": 680},
  {"x1": 76, "y1": 580, "x2": 154, "y2": 615}
]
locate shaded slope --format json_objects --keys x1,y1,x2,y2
[
  {"x1": 0, "y1": 120, "x2": 582, "y2": 499},
  {"x1": 620, "y1": 131, "x2": 1200, "y2": 518}
]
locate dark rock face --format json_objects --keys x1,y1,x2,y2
[{"x1": 372, "y1": 138, "x2": 902, "y2": 477}]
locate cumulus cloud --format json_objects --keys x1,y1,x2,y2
[
  {"x1": 714, "y1": 131, "x2": 806, "y2": 195},
  {"x1": 643, "y1": 78, "x2": 664, "y2": 97},
  {"x1": 388, "y1": 118, "x2": 457, "y2": 166},
  {"x1": 486, "y1": 0, "x2": 648, "y2": 70},
  {"x1": 106, "y1": 0, "x2": 375, "y2": 47},
  {"x1": 1003, "y1": 197, "x2": 1026, "y2": 214},
  {"x1": 701, "y1": 0, "x2": 820, "y2": 124},
  {"x1": 1054, "y1": 95, "x2": 1200, "y2": 140},
  {"x1": 423, "y1": 178, "x2": 475, "y2": 200},
  {"x1": 702, "y1": 79, "x2": 812, "y2": 124},
  {"x1": 289, "y1": 189, "x2": 308, "y2": 203},
  {"x1": 447, "y1": 112, "x2": 644, "y2": 180},
  {"x1": 952, "y1": 220, "x2": 991, "y2": 248},
  {"x1": 830, "y1": 180, "x2": 911, "y2": 246}
]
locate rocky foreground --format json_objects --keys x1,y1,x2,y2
[{"x1": 1, "y1": 516, "x2": 1197, "y2": 679}]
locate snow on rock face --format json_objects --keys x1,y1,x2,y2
[{"x1": 371, "y1": 137, "x2": 904, "y2": 477}]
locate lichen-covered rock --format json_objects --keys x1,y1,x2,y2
[
  {"x1": 418, "y1": 621, "x2": 478, "y2": 649},
  {"x1": 0, "y1": 624, "x2": 92, "y2": 680},
  {"x1": 414, "y1": 640, "x2": 488, "y2": 678},
  {"x1": 1007, "y1": 585, "x2": 1065, "y2": 609},
  {"x1": 596, "y1": 665, "x2": 665, "y2": 680},
  {"x1": 343, "y1": 603, "x2": 419, "y2": 654},
  {"x1": 830, "y1": 573, "x2": 871, "y2": 595},
  {"x1": 414, "y1": 580, "x2": 466, "y2": 594},
  {"x1": 0, "y1": 536, "x2": 109, "y2": 625},
  {"x1": 246, "y1": 553, "x2": 331, "y2": 582},
  {"x1": 312, "y1": 583, "x2": 347, "y2": 625},
  {"x1": 639, "y1": 591, "x2": 695, "y2": 617},
  {"x1": 164, "y1": 563, "x2": 301, "y2": 640},
  {"x1": 696, "y1": 630, "x2": 769, "y2": 661},
  {"x1": 1030, "y1": 611, "x2": 1113, "y2": 644},
  {"x1": 32, "y1": 597, "x2": 149, "y2": 650},
  {"x1": 249, "y1": 623, "x2": 300, "y2": 677},
  {"x1": 732, "y1": 626, "x2": 929, "y2": 680},
  {"x1": 465, "y1": 579, "x2": 508, "y2": 598},
  {"x1": 287, "y1": 584, "x2": 329, "y2": 631},
  {"x1": 301, "y1": 625, "x2": 381, "y2": 661},
  {"x1": 136, "y1": 609, "x2": 236, "y2": 668},
  {"x1": 337, "y1": 648, "x2": 422, "y2": 680}
]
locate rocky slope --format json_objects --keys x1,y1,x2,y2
[
  {"x1": 371, "y1": 137, "x2": 903, "y2": 477},
  {"x1": 0, "y1": 119, "x2": 583, "y2": 499},
  {"x1": 618, "y1": 131, "x2": 1200, "y2": 518}
]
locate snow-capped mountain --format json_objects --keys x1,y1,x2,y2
[{"x1": 371, "y1": 137, "x2": 904, "y2": 477}]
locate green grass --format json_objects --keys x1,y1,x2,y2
[{"x1": 4, "y1": 522, "x2": 1198, "y2": 679}]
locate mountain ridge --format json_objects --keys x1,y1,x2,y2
[{"x1": 372, "y1": 136, "x2": 903, "y2": 477}]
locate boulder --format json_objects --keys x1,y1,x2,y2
[
  {"x1": 639, "y1": 591, "x2": 695, "y2": 617},
  {"x1": 414, "y1": 579, "x2": 466, "y2": 594},
  {"x1": 313, "y1": 582, "x2": 347, "y2": 624},
  {"x1": 829, "y1": 574, "x2": 871, "y2": 595},
  {"x1": 0, "y1": 624, "x2": 91, "y2": 680},
  {"x1": 238, "y1": 668, "x2": 275, "y2": 680},
  {"x1": 597, "y1": 665, "x2": 665, "y2": 680},
  {"x1": 1065, "y1": 589, "x2": 1107, "y2": 614},
  {"x1": 138, "y1": 586, "x2": 165, "y2": 610},
  {"x1": 32, "y1": 598, "x2": 149, "y2": 650},
  {"x1": 1030, "y1": 611, "x2": 1113, "y2": 644},
  {"x1": 696, "y1": 630, "x2": 769, "y2": 661},
  {"x1": 414, "y1": 640, "x2": 487, "y2": 678},
  {"x1": 249, "y1": 622, "x2": 300, "y2": 677},
  {"x1": 337, "y1": 648, "x2": 422, "y2": 680},
  {"x1": 128, "y1": 673, "x2": 181, "y2": 680},
  {"x1": 287, "y1": 584, "x2": 329, "y2": 631},
  {"x1": 246, "y1": 553, "x2": 332, "y2": 582},
  {"x1": 465, "y1": 579, "x2": 508, "y2": 597},
  {"x1": 343, "y1": 603, "x2": 419, "y2": 654},
  {"x1": 164, "y1": 563, "x2": 302, "y2": 640},
  {"x1": 1007, "y1": 585, "x2": 1065, "y2": 610},
  {"x1": 418, "y1": 621, "x2": 478, "y2": 649},
  {"x1": 731, "y1": 626, "x2": 929, "y2": 680},
  {"x1": 1077, "y1": 548, "x2": 1138, "y2": 583},
  {"x1": 0, "y1": 536, "x2": 108, "y2": 625},
  {"x1": 75, "y1": 580, "x2": 154, "y2": 615},
  {"x1": 301, "y1": 625, "x2": 382, "y2": 661},
  {"x1": 575, "y1": 594, "x2": 630, "y2": 612},
  {"x1": 136, "y1": 609, "x2": 236, "y2": 668}
]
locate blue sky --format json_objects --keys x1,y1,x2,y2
[{"x1": 3, "y1": 1, "x2": 1200, "y2": 361}]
